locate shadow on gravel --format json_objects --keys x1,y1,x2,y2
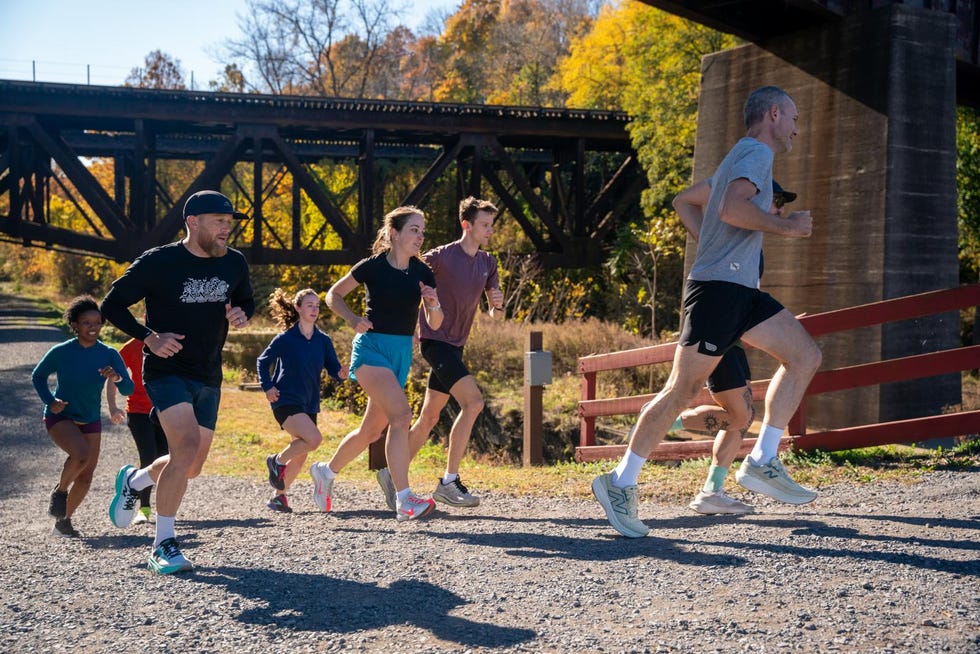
[
  {"x1": 86, "y1": 532, "x2": 202, "y2": 550},
  {"x1": 189, "y1": 565, "x2": 537, "y2": 647},
  {"x1": 179, "y1": 517, "x2": 275, "y2": 530},
  {"x1": 822, "y1": 512, "x2": 980, "y2": 542},
  {"x1": 701, "y1": 516, "x2": 980, "y2": 577},
  {"x1": 335, "y1": 524, "x2": 749, "y2": 567}
]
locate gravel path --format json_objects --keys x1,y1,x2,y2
[{"x1": 2, "y1": 292, "x2": 978, "y2": 653}]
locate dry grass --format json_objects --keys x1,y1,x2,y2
[
  {"x1": 8, "y1": 281, "x2": 976, "y2": 504},
  {"x1": 206, "y1": 380, "x2": 979, "y2": 505}
]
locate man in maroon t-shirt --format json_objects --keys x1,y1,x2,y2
[{"x1": 376, "y1": 197, "x2": 504, "y2": 509}]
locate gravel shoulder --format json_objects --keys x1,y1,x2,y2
[{"x1": 2, "y1": 292, "x2": 978, "y2": 653}]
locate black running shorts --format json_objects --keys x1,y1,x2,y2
[
  {"x1": 420, "y1": 339, "x2": 471, "y2": 395},
  {"x1": 707, "y1": 344, "x2": 751, "y2": 393},
  {"x1": 272, "y1": 404, "x2": 318, "y2": 429},
  {"x1": 679, "y1": 279, "x2": 784, "y2": 357}
]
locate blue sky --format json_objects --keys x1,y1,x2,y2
[{"x1": 0, "y1": 0, "x2": 457, "y2": 88}]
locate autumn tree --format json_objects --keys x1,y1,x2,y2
[
  {"x1": 209, "y1": 64, "x2": 247, "y2": 93},
  {"x1": 486, "y1": 0, "x2": 598, "y2": 106},
  {"x1": 124, "y1": 50, "x2": 187, "y2": 89},
  {"x1": 434, "y1": 0, "x2": 598, "y2": 105},
  {"x1": 553, "y1": 1, "x2": 737, "y2": 335}
]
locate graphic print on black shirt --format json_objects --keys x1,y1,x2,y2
[{"x1": 180, "y1": 277, "x2": 231, "y2": 303}]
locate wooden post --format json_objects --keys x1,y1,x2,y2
[
  {"x1": 580, "y1": 370, "x2": 596, "y2": 447},
  {"x1": 368, "y1": 429, "x2": 386, "y2": 470},
  {"x1": 524, "y1": 331, "x2": 544, "y2": 466}
]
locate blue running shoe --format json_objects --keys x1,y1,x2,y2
[
  {"x1": 109, "y1": 465, "x2": 140, "y2": 528},
  {"x1": 147, "y1": 538, "x2": 193, "y2": 574}
]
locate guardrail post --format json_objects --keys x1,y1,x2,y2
[{"x1": 581, "y1": 371, "x2": 596, "y2": 447}]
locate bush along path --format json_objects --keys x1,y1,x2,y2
[{"x1": 2, "y1": 292, "x2": 978, "y2": 653}]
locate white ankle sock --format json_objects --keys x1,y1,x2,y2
[
  {"x1": 395, "y1": 488, "x2": 411, "y2": 504},
  {"x1": 154, "y1": 515, "x2": 176, "y2": 548},
  {"x1": 441, "y1": 473, "x2": 458, "y2": 485},
  {"x1": 750, "y1": 423, "x2": 784, "y2": 465},
  {"x1": 611, "y1": 449, "x2": 646, "y2": 488},
  {"x1": 130, "y1": 467, "x2": 154, "y2": 491}
]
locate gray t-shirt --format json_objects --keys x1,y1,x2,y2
[{"x1": 688, "y1": 137, "x2": 773, "y2": 289}]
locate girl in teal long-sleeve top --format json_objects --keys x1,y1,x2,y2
[{"x1": 32, "y1": 295, "x2": 133, "y2": 537}]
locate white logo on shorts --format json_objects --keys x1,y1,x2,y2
[
  {"x1": 729, "y1": 262, "x2": 740, "y2": 272},
  {"x1": 703, "y1": 342, "x2": 718, "y2": 352}
]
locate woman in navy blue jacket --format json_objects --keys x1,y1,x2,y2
[{"x1": 258, "y1": 288, "x2": 347, "y2": 513}]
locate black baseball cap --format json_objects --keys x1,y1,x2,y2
[
  {"x1": 772, "y1": 180, "x2": 797, "y2": 203},
  {"x1": 183, "y1": 190, "x2": 249, "y2": 220}
]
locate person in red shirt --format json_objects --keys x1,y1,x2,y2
[{"x1": 107, "y1": 336, "x2": 169, "y2": 524}]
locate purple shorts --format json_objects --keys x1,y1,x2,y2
[{"x1": 44, "y1": 413, "x2": 102, "y2": 435}]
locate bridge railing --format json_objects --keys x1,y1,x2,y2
[{"x1": 575, "y1": 283, "x2": 980, "y2": 462}]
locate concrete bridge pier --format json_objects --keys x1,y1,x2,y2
[{"x1": 691, "y1": 5, "x2": 961, "y2": 430}]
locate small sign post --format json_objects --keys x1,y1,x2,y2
[{"x1": 523, "y1": 330, "x2": 552, "y2": 466}]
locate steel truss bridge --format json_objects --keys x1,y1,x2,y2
[{"x1": 0, "y1": 80, "x2": 643, "y2": 266}]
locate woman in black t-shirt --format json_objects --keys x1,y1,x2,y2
[{"x1": 310, "y1": 206, "x2": 443, "y2": 521}]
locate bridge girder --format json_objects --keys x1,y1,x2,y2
[{"x1": 0, "y1": 80, "x2": 645, "y2": 268}]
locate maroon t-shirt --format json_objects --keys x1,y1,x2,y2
[{"x1": 417, "y1": 241, "x2": 499, "y2": 347}]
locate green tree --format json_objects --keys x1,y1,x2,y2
[
  {"x1": 958, "y1": 106, "x2": 980, "y2": 284},
  {"x1": 957, "y1": 106, "x2": 980, "y2": 352},
  {"x1": 554, "y1": 1, "x2": 737, "y2": 335}
]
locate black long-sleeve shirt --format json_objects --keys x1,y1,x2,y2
[{"x1": 101, "y1": 242, "x2": 254, "y2": 387}]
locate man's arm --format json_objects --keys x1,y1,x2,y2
[
  {"x1": 229, "y1": 258, "x2": 256, "y2": 319},
  {"x1": 486, "y1": 257, "x2": 505, "y2": 320},
  {"x1": 101, "y1": 259, "x2": 153, "y2": 341},
  {"x1": 719, "y1": 178, "x2": 812, "y2": 237},
  {"x1": 101, "y1": 290, "x2": 152, "y2": 341},
  {"x1": 672, "y1": 179, "x2": 712, "y2": 241}
]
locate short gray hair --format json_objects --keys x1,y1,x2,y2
[{"x1": 743, "y1": 86, "x2": 792, "y2": 128}]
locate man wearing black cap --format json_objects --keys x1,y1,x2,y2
[
  {"x1": 101, "y1": 190, "x2": 254, "y2": 573},
  {"x1": 592, "y1": 86, "x2": 822, "y2": 538}
]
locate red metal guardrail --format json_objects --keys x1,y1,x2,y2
[{"x1": 575, "y1": 283, "x2": 980, "y2": 462}]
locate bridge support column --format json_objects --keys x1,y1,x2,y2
[{"x1": 693, "y1": 5, "x2": 960, "y2": 430}]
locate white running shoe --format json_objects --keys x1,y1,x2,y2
[
  {"x1": 396, "y1": 492, "x2": 435, "y2": 522},
  {"x1": 432, "y1": 477, "x2": 480, "y2": 507},
  {"x1": 133, "y1": 507, "x2": 152, "y2": 524},
  {"x1": 310, "y1": 462, "x2": 335, "y2": 512},
  {"x1": 591, "y1": 472, "x2": 649, "y2": 538},
  {"x1": 736, "y1": 457, "x2": 818, "y2": 504},
  {"x1": 689, "y1": 489, "x2": 754, "y2": 515}
]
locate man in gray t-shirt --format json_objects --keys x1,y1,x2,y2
[{"x1": 592, "y1": 86, "x2": 824, "y2": 539}]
